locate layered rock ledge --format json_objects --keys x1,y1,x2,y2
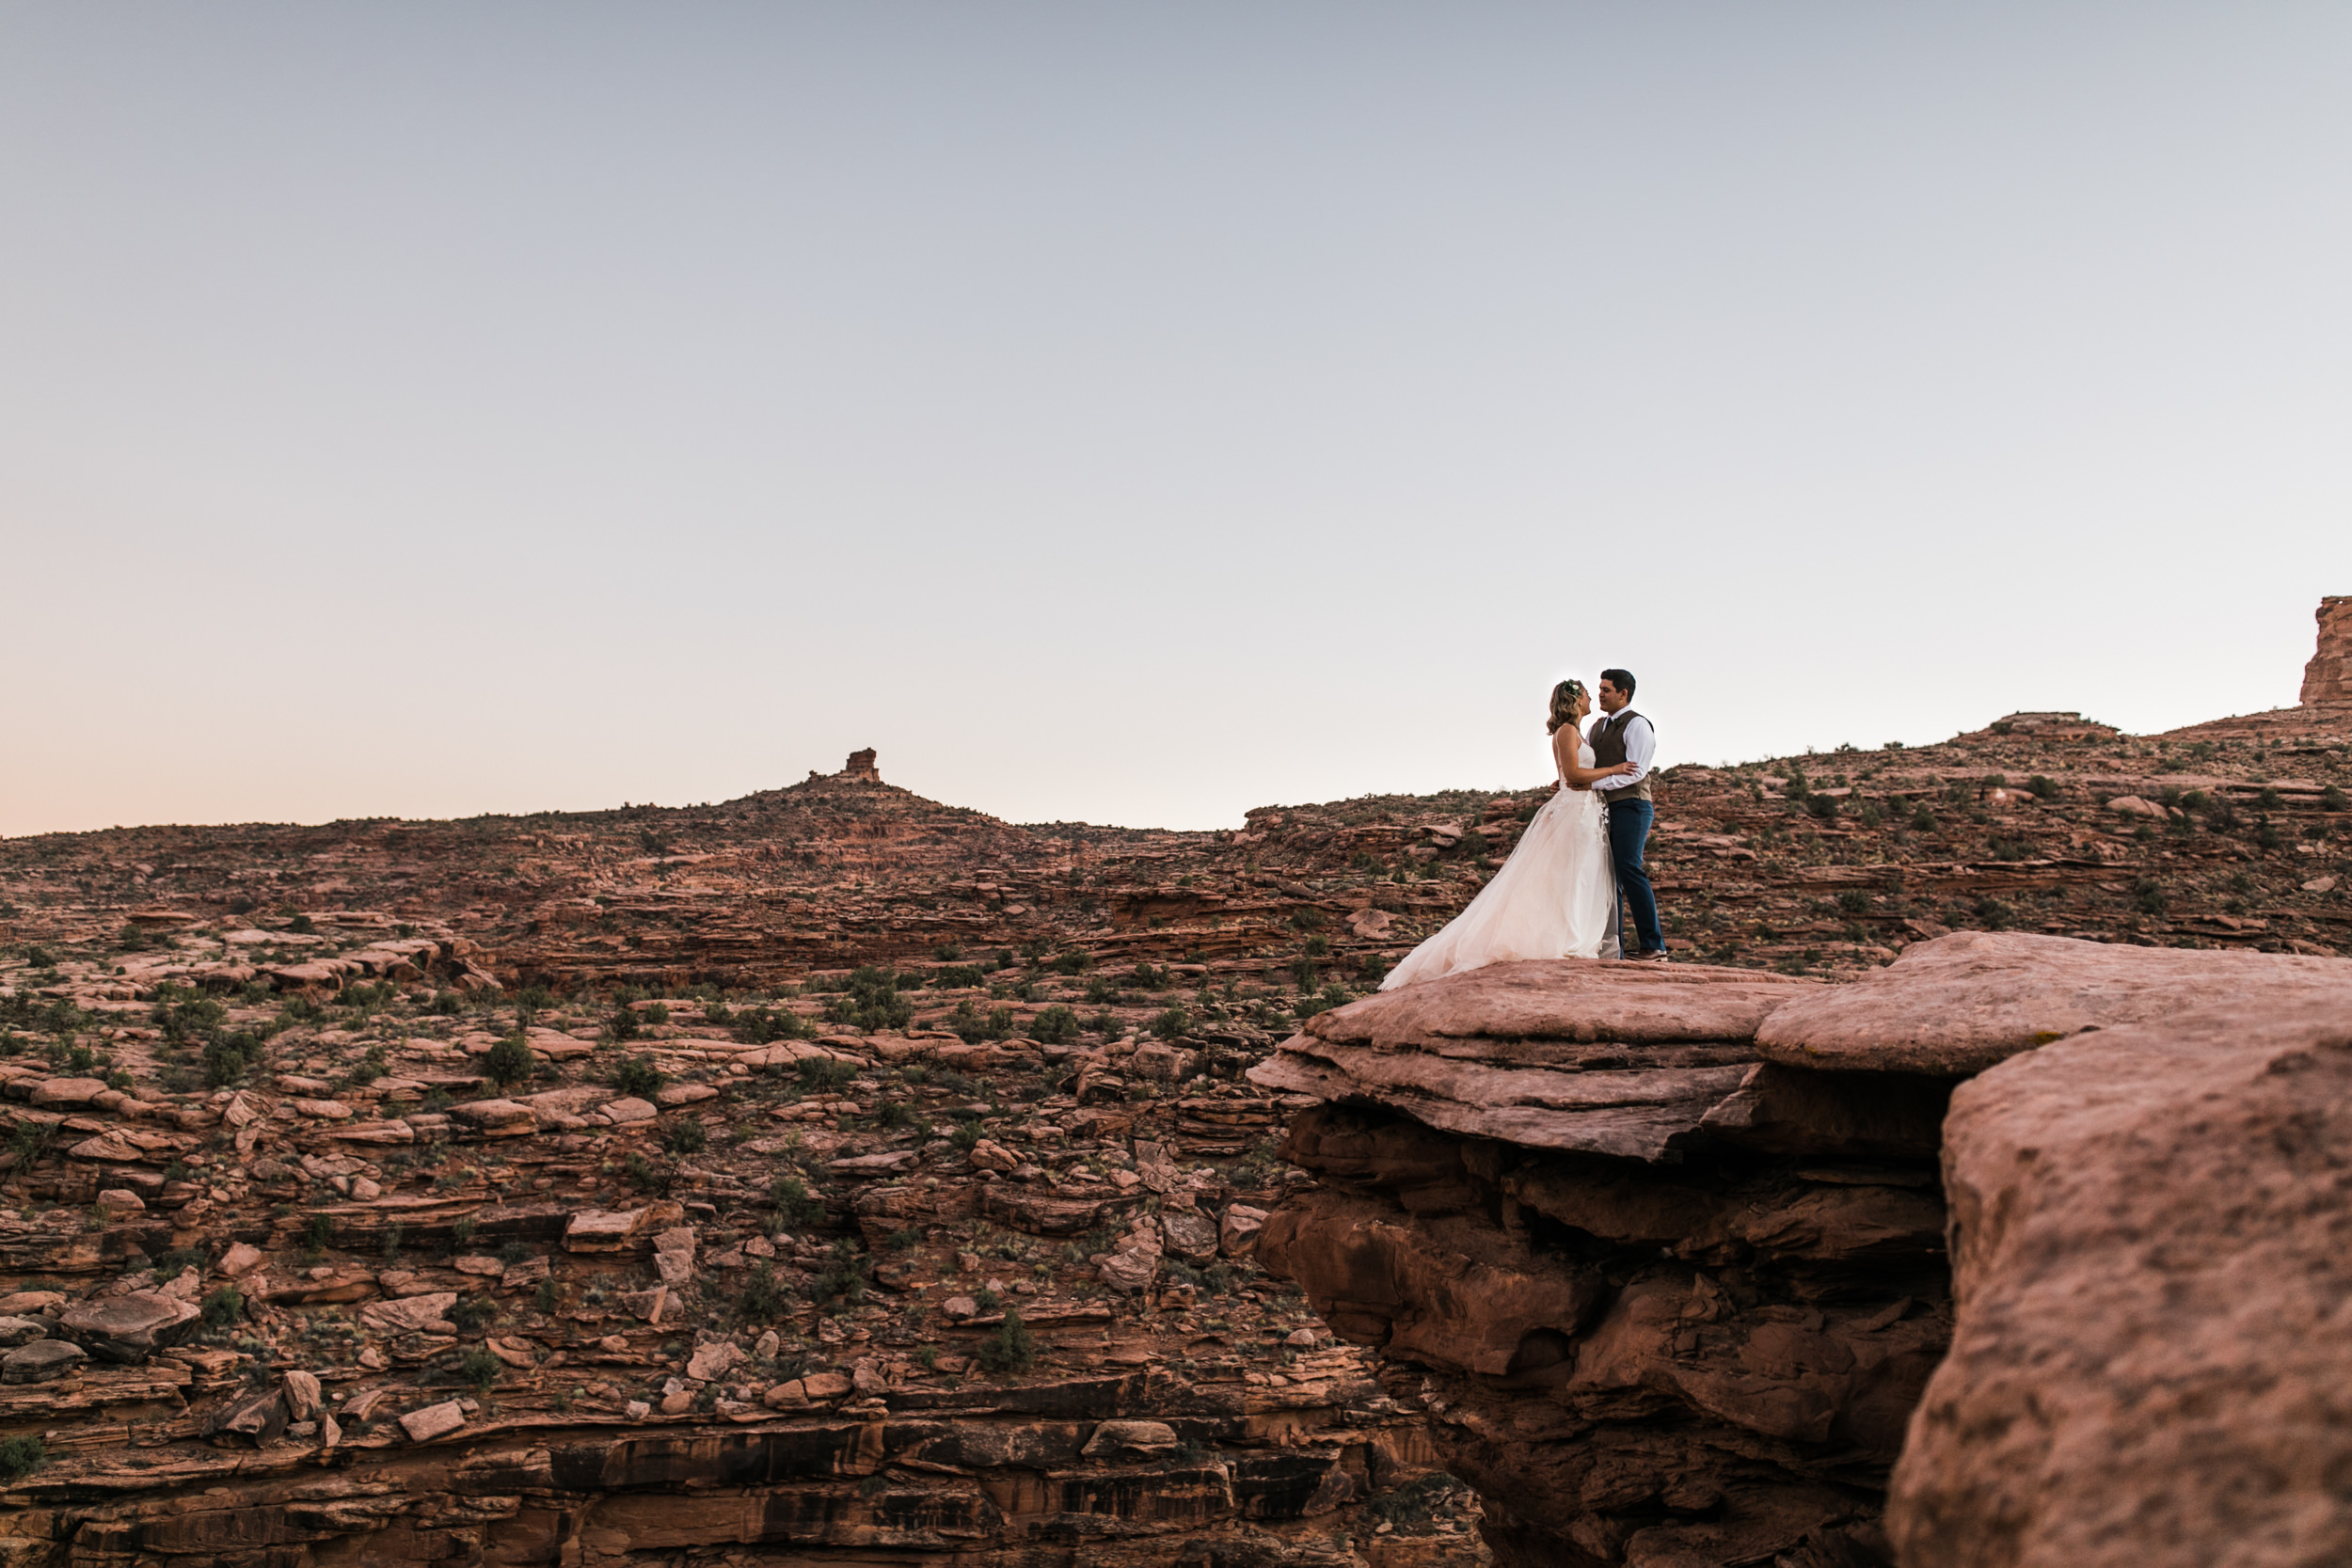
[{"x1": 1248, "y1": 936, "x2": 2352, "y2": 1567}]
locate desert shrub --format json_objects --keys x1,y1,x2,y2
[
  {"x1": 977, "y1": 1307, "x2": 1036, "y2": 1375},
  {"x1": 796, "y1": 1056, "x2": 859, "y2": 1094},
  {"x1": 450, "y1": 1296, "x2": 496, "y2": 1333},
  {"x1": 737, "y1": 1261, "x2": 789, "y2": 1322},
  {"x1": 660, "y1": 1119, "x2": 707, "y2": 1156},
  {"x1": 2132, "y1": 877, "x2": 2168, "y2": 916},
  {"x1": 1804, "y1": 793, "x2": 1840, "y2": 821},
  {"x1": 2027, "y1": 775, "x2": 2060, "y2": 800},
  {"x1": 931, "y1": 965, "x2": 986, "y2": 990},
  {"x1": 1151, "y1": 1006, "x2": 1190, "y2": 1041},
  {"x1": 455, "y1": 1346, "x2": 502, "y2": 1391},
  {"x1": 610, "y1": 1054, "x2": 665, "y2": 1099},
  {"x1": 1836, "y1": 890, "x2": 1871, "y2": 915},
  {"x1": 203, "y1": 1032, "x2": 262, "y2": 1087},
  {"x1": 200, "y1": 1286, "x2": 245, "y2": 1328},
  {"x1": 730, "y1": 1005, "x2": 815, "y2": 1045},
  {"x1": 1030, "y1": 1006, "x2": 1079, "y2": 1044},
  {"x1": 483, "y1": 1033, "x2": 534, "y2": 1089},
  {"x1": 824, "y1": 967, "x2": 914, "y2": 1031},
  {"x1": 0, "y1": 1436, "x2": 47, "y2": 1481},
  {"x1": 1972, "y1": 897, "x2": 2015, "y2": 931},
  {"x1": 770, "y1": 1173, "x2": 825, "y2": 1229},
  {"x1": 623, "y1": 1153, "x2": 673, "y2": 1196},
  {"x1": 808, "y1": 1242, "x2": 866, "y2": 1310}
]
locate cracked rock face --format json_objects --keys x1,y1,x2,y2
[
  {"x1": 1889, "y1": 997, "x2": 2352, "y2": 1568},
  {"x1": 1251, "y1": 937, "x2": 2352, "y2": 1568},
  {"x1": 1251, "y1": 960, "x2": 1956, "y2": 1566}
]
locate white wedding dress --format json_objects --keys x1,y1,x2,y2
[{"x1": 1379, "y1": 735, "x2": 1617, "y2": 990}]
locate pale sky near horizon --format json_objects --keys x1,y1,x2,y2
[{"x1": 6, "y1": 4, "x2": 2349, "y2": 838}]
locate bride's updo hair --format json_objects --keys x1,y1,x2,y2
[{"x1": 1547, "y1": 679, "x2": 1587, "y2": 735}]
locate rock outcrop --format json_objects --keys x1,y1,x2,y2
[
  {"x1": 1251, "y1": 961, "x2": 1959, "y2": 1566},
  {"x1": 2299, "y1": 594, "x2": 2352, "y2": 708},
  {"x1": 1753, "y1": 929, "x2": 2352, "y2": 1075},
  {"x1": 1889, "y1": 996, "x2": 2352, "y2": 1567},
  {"x1": 1251, "y1": 937, "x2": 2352, "y2": 1567}
]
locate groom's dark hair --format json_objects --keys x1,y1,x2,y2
[{"x1": 1601, "y1": 668, "x2": 1636, "y2": 698}]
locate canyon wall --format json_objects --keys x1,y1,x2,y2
[{"x1": 1249, "y1": 936, "x2": 2352, "y2": 1567}]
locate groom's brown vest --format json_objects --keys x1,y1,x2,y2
[{"x1": 1590, "y1": 709, "x2": 1653, "y2": 804}]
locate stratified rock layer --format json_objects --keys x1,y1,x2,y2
[
  {"x1": 1250, "y1": 961, "x2": 1822, "y2": 1161},
  {"x1": 1755, "y1": 930, "x2": 2352, "y2": 1075},
  {"x1": 1251, "y1": 962, "x2": 1955, "y2": 1567},
  {"x1": 1253, "y1": 936, "x2": 2352, "y2": 1568},
  {"x1": 1888, "y1": 998, "x2": 2352, "y2": 1568},
  {"x1": 2299, "y1": 594, "x2": 2352, "y2": 708}
]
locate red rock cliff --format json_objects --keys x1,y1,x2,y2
[{"x1": 2300, "y1": 594, "x2": 2352, "y2": 708}]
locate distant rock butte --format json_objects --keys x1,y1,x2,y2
[{"x1": 2302, "y1": 594, "x2": 2352, "y2": 708}]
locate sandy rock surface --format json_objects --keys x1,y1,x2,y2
[
  {"x1": 1888, "y1": 998, "x2": 2352, "y2": 1568},
  {"x1": 1756, "y1": 930, "x2": 2352, "y2": 1074}
]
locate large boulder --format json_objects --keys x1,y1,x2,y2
[
  {"x1": 58, "y1": 1291, "x2": 201, "y2": 1363},
  {"x1": 1887, "y1": 998, "x2": 2352, "y2": 1566},
  {"x1": 1756, "y1": 930, "x2": 2352, "y2": 1075}
]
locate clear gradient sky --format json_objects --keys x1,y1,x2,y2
[{"x1": 6, "y1": 4, "x2": 2349, "y2": 838}]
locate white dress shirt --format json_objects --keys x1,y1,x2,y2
[{"x1": 1592, "y1": 708, "x2": 1655, "y2": 792}]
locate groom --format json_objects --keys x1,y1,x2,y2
[{"x1": 1591, "y1": 669, "x2": 1666, "y2": 961}]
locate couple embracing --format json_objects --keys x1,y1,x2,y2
[{"x1": 1381, "y1": 668, "x2": 1665, "y2": 990}]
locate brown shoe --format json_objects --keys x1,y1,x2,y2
[{"x1": 1625, "y1": 949, "x2": 1671, "y2": 962}]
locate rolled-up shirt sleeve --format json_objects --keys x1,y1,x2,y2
[{"x1": 1594, "y1": 716, "x2": 1655, "y2": 791}]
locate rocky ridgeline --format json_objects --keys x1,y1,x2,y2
[
  {"x1": 0, "y1": 607, "x2": 2344, "y2": 1563},
  {"x1": 1248, "y1": 935, "x2": 2352, "y2": 1565}
]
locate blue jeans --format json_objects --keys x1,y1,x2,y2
[{"x1": 1605, "y1": 799, "x2": 1662, "y2": 956}]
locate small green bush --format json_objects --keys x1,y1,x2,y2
[
  {"x1": 770, "y1": 1173, "x2": 825, "y2": 1230},
  {"x1": 483, "y1": 1033, "x2": 534, "y2": 1089},
  {"x1": 610, "y1": 1054, "x2": 665, "y2": 1099},
  {"x1": 737, "y1": 1261, "x2": 789, "y2": 1322},
  {"x1": 796, "y1": 1056, "x2": 859, "y2": 1094},
  {"x1": 1030, "y1": 1006, "x2": 1079, "y2": 1044},
  {"x1": 201, "y1": 1286, "x2": 245, "y2": 1328},
  {"x1": 455, "y1": 1346, "x2": 501, "y2": 1392},
  {"x1": 660, "y1": 1119, "x2": 707, "y2": 1156},
  {"x1": 977, "y1": 1307, "x2": 1036, "y2": 1374},
  {"x1": 0, "y1": 1435, "x2": 47, "y2": 1481}
]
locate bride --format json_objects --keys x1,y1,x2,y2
[{"x1": 1379, "y1": 679, "x2": 1632, "y2": 990}]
